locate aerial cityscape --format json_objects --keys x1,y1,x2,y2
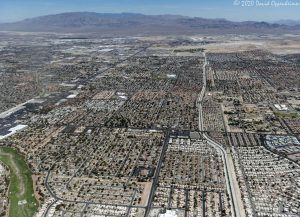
[{"x1": 0, "y1": 1, "x2": 299, "y2": 217}]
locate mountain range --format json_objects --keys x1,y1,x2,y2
[
  {"x1": 272, "y1": 19, "x2": 300, "y2": 26},
  {"x1": 0, "y1": 12, "x2": 299, "y2": 35}
]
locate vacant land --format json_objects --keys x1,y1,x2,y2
[{"x1": 0, "y1": 147, "x2": 38, "y2": 217}]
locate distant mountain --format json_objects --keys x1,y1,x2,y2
[
  {"x1": 0, "y1": 12, "x2": 298, "y2": 35},
  {"x1": 272, "y1": 19, "x2": 300, "y2": 26}
]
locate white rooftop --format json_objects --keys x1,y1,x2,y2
[
  {"x1": 274, "y1": 104, "x2": 288, "y2": 111},
  {"x1": 0, "y1": 124, "x2": 28, "y2": 140},
  {"x1": 67, "y1": 94, "x2": 78, "y2": 99},
  {"x1": 158, "y1": 210, "x2": 178, "y2": 217}
]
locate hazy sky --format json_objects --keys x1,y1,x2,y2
[{"x1": 0, "y1": 0, "x2": 299, "y2": 23}]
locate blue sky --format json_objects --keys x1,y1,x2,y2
[{"x1": 0, "y1": 0, "x2": 299, "y2": 23}]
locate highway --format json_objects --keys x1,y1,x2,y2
[{"x1": 198, "y1": 52, "x2": 244, "y2": 217}]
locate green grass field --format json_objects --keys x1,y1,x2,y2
[
  {"x1": 0, "y1": 147, "x2": 39, "y2": 217},
  {"x1": 274, "y1": 111, "x2": 298, "y2": 119}
]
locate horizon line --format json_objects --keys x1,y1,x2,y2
[{"x1": 1, "y1": 11, "x2": 298, "y2": 24}]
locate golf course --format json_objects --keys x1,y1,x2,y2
[{"x1": 0, "y1": 147, "x2": 39, "y2": 217}]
